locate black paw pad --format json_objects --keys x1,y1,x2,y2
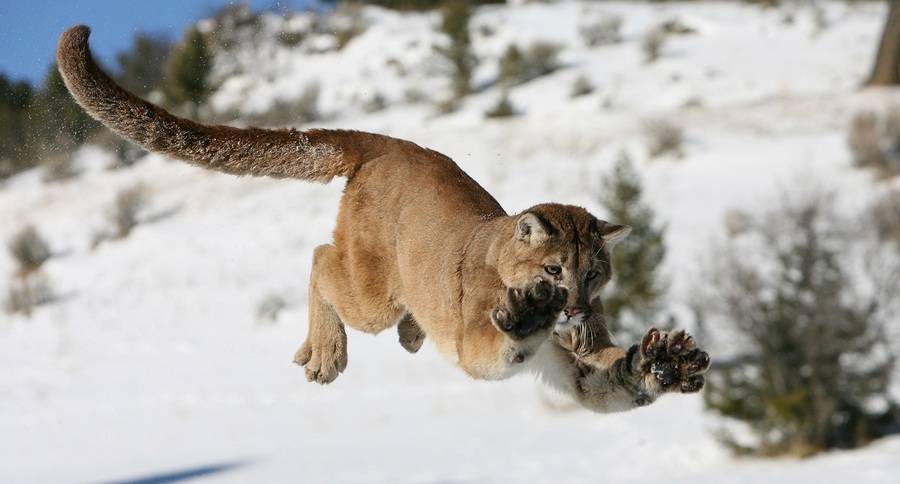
[{"x1": 650, "y1": 361, "x2": 677, "y2": 387}]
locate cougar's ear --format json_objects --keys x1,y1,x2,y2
[
  {"x1": 601, "y1": 223, "x2": 631, "y2": 250},
  {"x1": 515, "y1": 212, "x2": 550, "y2": 245}
]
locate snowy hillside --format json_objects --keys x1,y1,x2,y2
[{"x1": 2, "y1": 1, "x2": 900, "y2": 482}]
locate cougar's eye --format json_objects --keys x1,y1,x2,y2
[
  {"x1": 585, "y1": 269, "x2": 599, "y2": 280},
  {"x1": 544, "y1": 265, "x2": 562, "y2": 276}
]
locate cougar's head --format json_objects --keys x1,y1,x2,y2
[{"x1": 498, "y1": 203, "x2": 630, "y2": 333}]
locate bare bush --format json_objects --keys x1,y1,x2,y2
[
  {"x1": 41, "y1": 151, "x2": 80, "y2": 183},
  {"x1": 111, "y1": 184, "x2": 147, "y2": 239},
  {"x1": 570, "y1": 74, "x2": 594, "y2": 98},
  {"x1": 242, "y1": 83, "x2": 321, "y2": 128},
  {"x1": 579, "y1": 12, "x2": 622, "y2": 47},
  {"x1": 811, "y1": 4, "x2": 828, "y2": 35},
  {"x1": 642, "y1": 29, "x2": 666, "y2": 63},
  {"x1": 485, "y1": 91, "x2": 516, "y2": 119},
  {"x1": 403, "y1": 88, "x2": 428, "y2": 104},
  {"x1": 435, "y1": 97, "x2": 461, "y2": 116},
  {"x1": 278, "y1": 30, "x2": 306, "y2": 48},
  {"x1": 329, "y1": 2, "x2": 368, "y2": 50},
  {"x1": 522, "y1": 42, "x2": 563, "y2": 82},
  {"x1": 660, "y1": 19, "x2": 698, "y2": 36},
  {"x1": 362, "y1": 92, "x2": 388, "y2": 113},
  {"x1": 256, "y1": 292, "x2": 288, "y2": 325},
  {"x1": 870, "y1": 189, "x2": 900, "y2": 245},
  {"x1": 642, "y1": 117, "x2": 684, "y2": 158},
  {"x1": 8, "y1": 225, "x2": 51, "y2": 275},
  {"x1": 884, "y1": 107, "x2": 900, "y2": 155},
  {"x1": 292, "y1": 83, "x2": 323, "y2": 123},
  {"x1": 722, "y1": 209, "x2": 753, "y2": 238},
  {"x1": 497, "y1": 42, "x2": 563, "y2": 87},
  {"x1": 110, "y1": 138, "x2": 147, "y2": 169},
  {"x1": 477, "y1": 23, "x2": 495, "y2": 38},
  {"x1": 5, "y1": 271, "x2": 54, "y2": 316},
  {"x1": 847, "y1": 109, "x2": 900, "y2": 178},
  {"x1": 848, "y1": 111, "x2": 884, "y2": 168},
  {"x1": 743, "y1": 0, "x2": 781, "y2": 7}
]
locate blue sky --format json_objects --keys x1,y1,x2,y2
[{"x1": 0, "y1": 0, "x2": 320, "y2": 87}]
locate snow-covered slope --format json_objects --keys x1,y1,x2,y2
[{"x1": 2, "y1": 1, "x2": 899, "y2": 482}]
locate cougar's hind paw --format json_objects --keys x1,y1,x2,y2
[
  {"x1": 397, "y1": 315, "x2": 426, "y2": 354},
  {"x1": 293, "y1": 337, "x2": 347, "y2": 385}
]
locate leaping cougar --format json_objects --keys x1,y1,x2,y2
[{"x1": 56, "y1": 25, "x2": 709, "y2": 413}]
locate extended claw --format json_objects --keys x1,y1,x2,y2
[
  {"x1": 507, "y1": 287, "x2": 526, "y2": 314},
  {"x1": 492, "y1": 307, "x2": 512, "y2": 332},
  {"x1": 642, "y1": 328, "x2": 662, "y2": 356},
  {"x1": 527, "y1": 276, "x2": 552, "y2": 302}
]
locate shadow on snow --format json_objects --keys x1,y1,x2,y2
[{"x1": 98, "y1": 460, "x2": 249, "y2": 484}]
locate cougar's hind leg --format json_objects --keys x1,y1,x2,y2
[
  {"x1": 397, "y1": 314, "x2": 426, "y2": 354},
  {"x1": 293, "y1": 245, "x2": 348, "y2": 384}
]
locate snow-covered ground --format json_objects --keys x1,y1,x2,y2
[{"x1": 2, "y1": 1, "x2": 900, "y2": 482}]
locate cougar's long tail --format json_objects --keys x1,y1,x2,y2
[{"x1": 56, "y1": 25, "x2": 394, "y2": 182}]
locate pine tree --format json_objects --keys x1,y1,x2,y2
[
  {"x1": 116, "y1": 32, "x2": 172, "y2": 97},
  {"x1": 163, "y1": 27, "x2": 212, "y2": 112},
  {"x1": 599, "y1": 151, "x2": 667, "y2": 338},
  {"x1": 2, "y1": 64, "x2": 101, "y2": 178},
  {"x1": 484, "y1": 90, "x2": 515, "y2": 118},
  {"x1": 436, "y1": 1, "x2": 476, "y2": 100},
  {"x1": 497, "y1": 42, "x2": 562, "y2": 88},
  {"x1": 497, "y1": 45, "x2": 524, "y2": 88},
  {"x1": 31, "y1": 65, "x2": 100, "y2": 151},
  {"x1": 0, "y1": 74, "x2": 36, "y2": 177}
]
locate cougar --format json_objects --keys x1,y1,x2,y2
[{"x1": 56, "y1": 25, "x2": 709, "y2": 413}]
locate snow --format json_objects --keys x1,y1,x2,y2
[{"x1": 2, "y1": 1, "x2": 900, "y2": 482}]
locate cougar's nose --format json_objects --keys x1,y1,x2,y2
[{"x1": 564, "y1": 307, "x2": 584, "y2": 318}]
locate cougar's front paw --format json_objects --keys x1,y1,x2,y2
[
  {"x1": 491, "y1": 277, "x2": 568, "y2": 340},
  {"x1": 638, "y1": 328, "x2": 710, "y2": 393},
  {"x1": 293, "y1": 336, "x2": 347, "y2": 385}
]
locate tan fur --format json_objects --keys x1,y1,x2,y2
[{"x1": 56, "y1": 25, "x2": 709, "y2": 412}]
